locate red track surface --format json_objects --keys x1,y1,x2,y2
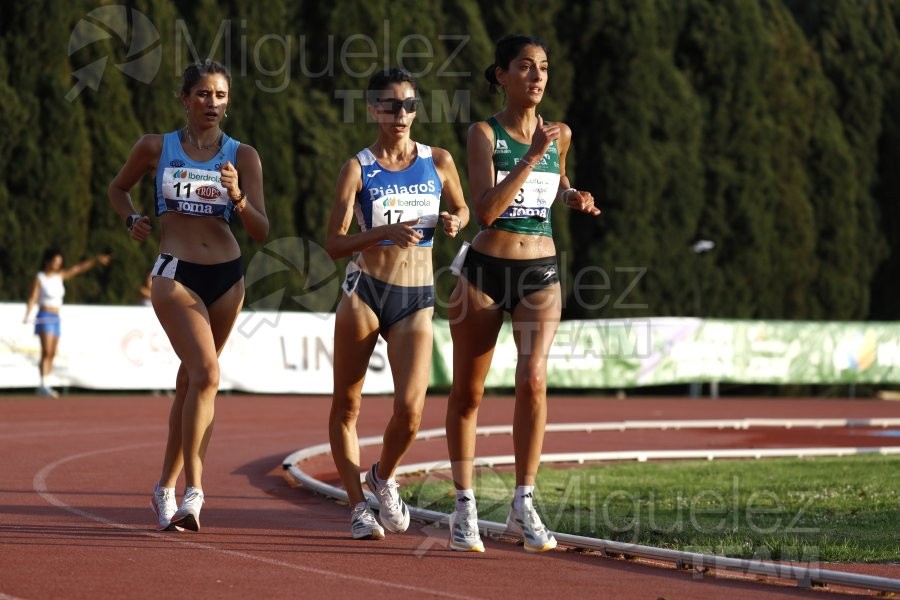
[{"x1": 1, "y1": 394, "x2": 898, "y2": 599}]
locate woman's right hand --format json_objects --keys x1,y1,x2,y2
[
  {"x1": 130, "y1": 216, "x2": 152, "y2": 242},
  {"x1": 525, "y1": 115, "x2": 560, "y2": 164},
  {"x1": 384, "y1": 218, "x2": 423, "y2": 248}
]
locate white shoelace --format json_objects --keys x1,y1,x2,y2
[
  {"x1": 456, "y1": 509, "x2": 481, "y2": 541},
  {"x1": 353, "y1": 506, "x2": 379, "y2": 528},
  {"x1": 153, "y1": 487, "x2": 177, "y2": 521},
  {"x1": 182, "y1": 488, "x2": 204, "y2": 509},
  {"x1": 380, "y1": 479, "x2": 401, "y2": 511},
  {"x1": 161, "y1": 490, "x2": 176, "y2": 511},
  {"x1": 521, "y1": 504, "x2": 548, "y2": 535}
]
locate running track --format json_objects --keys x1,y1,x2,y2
[{"x1": 1, "y1": 394, "x2": 898, "y2": 599}]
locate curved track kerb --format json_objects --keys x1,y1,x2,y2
[{"x1": 283, "y1": 418, "x2": 900, "y2": 595}]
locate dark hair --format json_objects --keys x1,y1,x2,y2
[
  {"x1": 180, "y1": 59, "x2": 232, "y2": 95},
  {"x1": 483, "y1": 34, "x2": 550, "y2": 94},
  {"x1": 366, "y1": 68, "x2": 417, "y2": 104},
  {"x1": 40, "y1": 247, "x2": 63, "y2": 270}
]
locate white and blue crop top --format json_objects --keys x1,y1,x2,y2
[
  {"x1": 37, "y1": 272, "x2": 65, "y2": 309},
  {"x1": 155, "y1": 131, "x2": 241, "y2": 222},
  {"x1": 354, "y1": 143, "x2": 442, "y2": 247}
]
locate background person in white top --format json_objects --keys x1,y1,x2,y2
[{"x1": 23, "y1": 247, "x2": 112, "y2": 397}]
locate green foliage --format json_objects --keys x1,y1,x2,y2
[
  {"x1": 3, "y1": 0, "x2": 900, "y2": 321},
  {"x1": 566, "y1": 0, "x2": 705, "y2": 318},
  {"x1": 784, "y1": 0, "x2": 894, "y2": 319}
]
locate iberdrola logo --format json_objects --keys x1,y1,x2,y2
[
  {"x1": 66, "y1": 6, "x2": 161, "y2": 102},
  {"x1": 172, "y1": 170, "x2": 189, "y2": 179}
]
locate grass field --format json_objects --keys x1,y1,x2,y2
[{"x1": 403, "y1": 455, "x2": 900, "y2": 562}]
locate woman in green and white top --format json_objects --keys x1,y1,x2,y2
[{"x1": 445, "y1": 34, "x2": 601, "y2": 554}]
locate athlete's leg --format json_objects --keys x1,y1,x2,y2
[
  {"x1": 38, "y1": 332, "x2": 58, "y2": 383},
  {"x1": 376, "y1": 307, "x2": 434, "y2": 478},
  {"x1": 329, "y1": 295, "x2": 380, "y2": 506},
  {"x1": 445, "y1": 277, "x2": 503, "y2": 490},
  {"x1": 152, "y1": 277, "x2": 243, "y2": 490},
  {"x1": 194, "y1": 280, "x2": 244, "y2": 475},
  {"x1": 510, "y1": 284, "x2": 561, "y2": 487},
  {"x1": 158, "y1": 363, "x2": 188, "y2": 488}
]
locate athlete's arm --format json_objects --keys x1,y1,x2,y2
[
  {"x1": 61, "y1": 254, "x2": 110, "y2": 280},
  {"x1": 556, "y1": 123, "x2": 599, "y2": 216},
  {"x1": 324, "y1": 158, "x2": 422, "y2": 259},
  {"x1": 108, "y1": 134, "x2": 161, "y2": 241},
  {"x1": 23, "y1": 277, "x2": 39, "y2": 322},
  {"x1": 432, "y1": 147, "x2": 469, "y2": 237},
  {"x1": 227, "y1": 144, "x2": 269, "y2": 242}
]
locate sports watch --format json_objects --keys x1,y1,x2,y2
[{"x1": 126, "y1": 214, "x2": 142, "y2": 230}]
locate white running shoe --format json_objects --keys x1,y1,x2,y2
[
  {"x1": 506, "y1": 500, "x2": 557, "y2": 553},
  {"x1": 36, "y1": 386, "x2": 59, "y2": 398},
  {"x1": 350, "y1": 503, "x2": 385, "y2": 540},
  {"x1": 449, "y1": 502, "x2": 485, "y2": 552},
  {"x1": 170, "y1": 486, "x2": 204, "y2": 532},
  {"x1": 149, "y1": 482, "x2": 178, "y2": 531},
  {"x1": 365, "y1": 463, "x2": 410, "y2": 533}
]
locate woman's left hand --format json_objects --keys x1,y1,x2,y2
[
  {"x1": 565, "y1": 189, "x2": 601, "y2": 216},
  {"x1": 440, "y1": 211, "x2": 462, "y2": 238},
  {"x1": 220, "y1": 161, "x2": 241, "y2": 199}
]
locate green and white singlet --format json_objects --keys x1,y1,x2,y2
[{"x1": 484, "y1": 116, "x2": 561, "y2": 237}]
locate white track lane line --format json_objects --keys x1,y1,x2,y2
[{"x1": 30, "y1": 440, "x2": 478, "y2": 600}]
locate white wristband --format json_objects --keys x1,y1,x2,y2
[{"x1": 563, "y1": 188, "x2": 578, "y2": 203}]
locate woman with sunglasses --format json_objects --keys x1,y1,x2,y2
[
  {"x1": 325, "y1": 67, "x2": 469, "y2": 540},
  {"x1": 445, "y1": 35, "x2": 601, "y2": 553}
]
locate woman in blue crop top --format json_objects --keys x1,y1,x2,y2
[
  {"x1": 324, "y1": 68, "x2": 469, "y2": 540},
  {"x1": 444, "y1": 35, "x2": 601, "y2": 554},
  {"x1": 108, "y1": 60, "x2": 269, "y2": 533}
]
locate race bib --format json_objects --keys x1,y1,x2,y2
[
  {"x1": 152, "y1": 253, "x2": 178, "y2": 279},
  {"x1": 450, "y1": 241, "x2": 470, "y2": 276},
  {"x1": 370, "y1": 193, "x2": 440, "y2": 229},
  {"x1": 341, "y1": 261, "x2": 362, "y2": 297},
  {"x1": 160, "y1": 167, "x2": 230, "y2": 217},
  {"x1": 496, "y1": 170, "x2": 561, "y2": 220}
]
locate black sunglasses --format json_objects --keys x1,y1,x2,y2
[{"x1": 376, "y1": 97, "x2": 419, "y2": 115}]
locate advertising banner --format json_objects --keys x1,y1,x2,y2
[{"x1": 3, "y1": 304, "x2": 899, "y2": 391}]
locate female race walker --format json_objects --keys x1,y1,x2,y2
[
  {"x1": 23, "y1": 247, "x2": 111, "y2": 397},
  {"x1": 326, "y1": 68, "x2": 468, "y2": 540},
  {"x1": 445, "y1": 35, "x2": 600, "y2": 553},
  {"x1": 108, "y1": 59, "x2": 268, "y2": 531}
]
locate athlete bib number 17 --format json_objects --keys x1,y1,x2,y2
[{"x1": 371, "y1": 193, "x2": 440, "y2": 229}]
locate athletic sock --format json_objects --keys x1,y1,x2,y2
[
  {"x1": 455, "y1": 489, "x2": 475, "y2": 511},
  {"x1": 371, "y1": 462, "x2": 381, "y2": 484},
  {"x1": 513, "y1": 485, "x2": 535, "y2": 511}
]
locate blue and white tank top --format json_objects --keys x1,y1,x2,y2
[
  {"x1": 155, "y1": 131, "x2": 241, "y2": 223},
  {"x1": 354, "y1": 143, "x2": 442, "y2": 247}
]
